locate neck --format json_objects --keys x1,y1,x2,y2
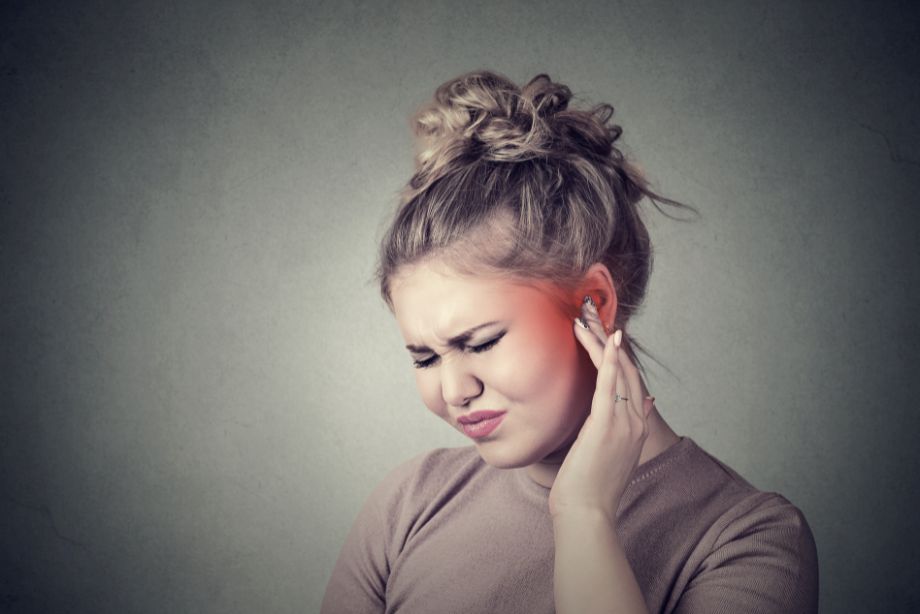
[{"x1": 525, "y1": 404, "x2": 681, "y2": 489}]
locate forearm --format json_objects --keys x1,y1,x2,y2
[{"x1": 553, "y1": 509, "x2": 650, "y2": 614}]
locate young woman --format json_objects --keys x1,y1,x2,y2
[{"x1": 321, "y1": 70, "x2": 819, "y2": 614}]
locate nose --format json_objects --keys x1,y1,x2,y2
[{"x1": 440, "y1": 356, "x2": 483, "y2": 407}]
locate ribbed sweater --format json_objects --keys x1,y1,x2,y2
[{"x1": 321, "y1": 436, "x2": 819, "y2": 613}]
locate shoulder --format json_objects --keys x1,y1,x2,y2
[
  {"x1": 632, "y1": 437, "x2": 765, "y2": 522},
  {"x1": 681, "y1": 437, "x2": 761, "y2": 494},
  {"x1": 675, "y1": 491, "x2": 820, "y2": 613},
  {"x1": 669, "y1": 441, "x2": 820, "y2": 613},
  {"x1": 709, "y1": 490, "x2": 818, "y2": 568},
  {"x1": 340, "y1": 446, "x2": 483, "y2": 557},
  {"x1": 321, "y1": 450, "x2": 483, "y2": 613},
  {"x1": 677, "y1": 439, "x2": 814, "y2": 540},
  {"x1": 676, "y1": 439, "x2": 818, "y2": 568}
]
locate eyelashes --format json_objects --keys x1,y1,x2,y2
[{"x1": 412, "y1": 332, "x2": 506, "y2": 369}]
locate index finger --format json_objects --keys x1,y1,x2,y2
[
  {"x1": 573, "y1": 317, "x2": 607, "y2": 368},
  {"x1": 589, "y1": 331, "x2": 620, "y2": 429},
  {"x1": 617, "y1": 335, "x2": 650, "y2": 423}
]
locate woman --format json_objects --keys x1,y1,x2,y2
[{"x1": 321, "y1": 70, "x2": 819, "y2": 613}]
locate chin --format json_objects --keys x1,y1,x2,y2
[
  {"x1": 472, "y1": 431, "x2": 564, "y2": 470},
  {"x1": 470, "y1": 442, "x2": 529, "y2": 469},
  {"x1": 474, "y1": 441, "x2": 523, "y2": 469}
]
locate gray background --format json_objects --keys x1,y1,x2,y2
[{"x1": 2, "y1": 1, "x2": 918, "y2": 612}]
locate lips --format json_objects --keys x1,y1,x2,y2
[{"x1": 457, "y1": 410, "x2": 506, "y2": 425}]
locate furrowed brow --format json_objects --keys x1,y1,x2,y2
[{"x1": 405, "y1": 321, "x2": 501, "y2": 353}]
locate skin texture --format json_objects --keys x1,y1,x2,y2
[
  {"x1": 388, "y1": 257, "x2": 679, "y2": 488},
  {"x1": 390, "y1": 256, "x2": 682, "y2": 613},
  {"x1": 390, "y1": 257, "x2": 598, "y2": 472},
  {"x1": 549, "y1": 328, "x2": 657, "y2": 613}
]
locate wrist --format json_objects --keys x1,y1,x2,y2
[{"x1": 551, "y1": 506, "x2": 617, "y2": 530}]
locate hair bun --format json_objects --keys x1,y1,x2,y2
[
  {"x1": 525, "y1": 73, "x2": 571, "y2": 118},
  {"x1": 411, "y1": 70, "x2": 618, "y2": 171},
  {"x1": 382, "y1": 69, "x2": 697, "y2": 379}
]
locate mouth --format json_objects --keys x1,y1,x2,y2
[
  {"x1": 457, "y1": 410, "x2": 506, "y2": 425},
  {"x1": 458, "y1": 411, "x2": 506, "y2": 439}
]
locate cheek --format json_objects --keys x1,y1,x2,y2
[
  {"x1": 499, "y1": 320, "x2": 584, "y2": 402},
  {"x1": 415, "y1": 371, "x2": 448, "y2": 417}
]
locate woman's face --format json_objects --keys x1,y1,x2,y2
[{"x1": 389, "y1": 257, "x2": 597, "y2": 469}]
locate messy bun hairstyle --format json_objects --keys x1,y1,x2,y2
[{"x1": 374, "y1": 70, "x2": 696, "y2": 375}]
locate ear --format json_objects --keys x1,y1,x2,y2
[{"x1": 575, "y1": 263, "x2": 618, "y2": 333}]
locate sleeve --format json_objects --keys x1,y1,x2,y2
[
  {"x1": 320, "y1": 456, "x2": 421, "y2": 614},
  {"x1": 673, "y1": 492, "x2": 819, "y2": 614}
]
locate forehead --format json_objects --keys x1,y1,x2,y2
[
  {"x1": 390, "y1": 260, "x2": 558, "y2": 335},
  {"x1": 391, "y1": 260, "x2": 522, "y2": 310}
]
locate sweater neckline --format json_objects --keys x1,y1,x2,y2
[{"x1": 512, "y1": 435, "x2": 694, "y2": 498}]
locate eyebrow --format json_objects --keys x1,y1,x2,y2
[{"x1": 405, "y1": 321, "x2": 502, "y2": 353}]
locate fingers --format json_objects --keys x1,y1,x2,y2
[
  {"x1": 573, "y1": 297, "x2": 609, "y2": 369},
  {"x1": 614, "y1": 335, "x2": 642, "y2": 419},
  {"x1": 593, "y1": 328, "x2": 652, "y2": 434},
  {"x1": 612, "y1": 332, "x2": 631, "y2": 424},
  {"x1": 581, "y1": 296, "x2": 608, "y2": 342},
  {"x1": 590, "y1": 331, "x2": 620, "y2": 429},
  {"x1": 573, "y1": 318, "x2": 606, "y2": 367},
  {"x1": 615, "y1": 333, "x2": 650, "y2": 437},
  {"x1": 573, "y1": 294, "x2": 654, "y2": 437}
]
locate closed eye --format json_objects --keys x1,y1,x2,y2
[{"x1": 411, "y1": 332, "x2": 506, "y2": 369}]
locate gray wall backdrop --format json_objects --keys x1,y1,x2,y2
[{"x1": 2, "y1": 1, "x2": 918, "y2": 612}]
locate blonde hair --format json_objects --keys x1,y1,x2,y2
[{"x1": 374, "y1": 70, "x2": 697, "y2": 375}]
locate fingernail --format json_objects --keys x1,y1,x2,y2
[
  {"x1": 613, "y1": 329, "x2": 622, "y2": 347},
  {"x1": 582, "y1": 295, "x2": 598, "y2": 313},
  {"x1": 575, "y1": 316, "x2": 589, "y2": 329},
  {"x1": 645, "y1": 395, "x2": 656, "y2": 402}
]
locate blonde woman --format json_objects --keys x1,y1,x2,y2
[{"x1": 321, "y1": 70, "x2": 819, "y2": 614}]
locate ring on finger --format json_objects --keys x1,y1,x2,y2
[{"x1": 613, "y1": 393, "x2": 629, "y2": 403}]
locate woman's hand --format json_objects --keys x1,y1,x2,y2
[{"x1": 547, "y1": 298, "x2": 654, "y2": 523}]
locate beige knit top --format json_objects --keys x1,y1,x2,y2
[{"x1": 321, "y1": 436, "x2": 819, "y2": 613}]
